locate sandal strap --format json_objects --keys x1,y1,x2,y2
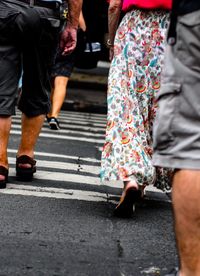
[
  {"x1": 16, "y1": 155, "x2": 36, "y2": 166},
  {"x1": 0, "y1": 166, "x2": 8, "y2": 177}
]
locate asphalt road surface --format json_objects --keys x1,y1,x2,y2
[{"x1": 0, "y1": 110, "x2": 178, "y2": 276}]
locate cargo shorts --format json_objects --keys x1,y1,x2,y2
[
  {"x1": 0, "y1": 0, "x2": 60, "y2": 117},
  {"x1": 153, "y1": 9, "x2": 200, "y2": 170}
]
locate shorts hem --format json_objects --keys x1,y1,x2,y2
[
  {"x1": 51, "y1": 72, "x2": 72, "y2": 78},
  {"x1": 0, "y1": 109, "x2": 15, "y2": 116},
  {"x1": 18, "y1": 105, "x2": 50, "y2": 117},
  {"x1": 153, "y1": 154, "x2": 200, "y2": 170}
]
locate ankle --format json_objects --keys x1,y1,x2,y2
[
  {"x1": 123, "y1": 181, "x2": 138, "y2": 190},
  {"x1": 17, "y1": 152, "x2": 34, "y2": 159},
  {"x1": 0, "y1": 159, "x2": 8, "y2": 169}
]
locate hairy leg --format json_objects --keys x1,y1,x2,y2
[
  {"x1": 172, "y1": 170, "x2": 200, "y2": 276},
  {"x1": 17, "y1": 113, "x2": 45, "y2": 168},
  {"x1": 0, "y1": 116, "x2": 12, "y2": 179},
  {"x1": 48, "y1": 76, "x2": 69, "y2": 118}
]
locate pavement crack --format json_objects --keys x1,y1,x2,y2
[{"x1": 117, "y1": 239, "x2": 124, "y2": 258}]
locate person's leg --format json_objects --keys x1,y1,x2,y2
[
  {"x1": 17, "y1": 114, "x2": 45, "y2": 168},
  {"x1": 114, "y1": 179, "x2": 144, "y2": 217},
  {"x1": 48, "y1": 75, "x2": 69, "y2": 118},
  {"x1": 17, "y1": 5, "x2": 60, "y2": 171},
  {"x1": 0, "y1": 1, "x2": 22, "y2": 184},
  {"x1": 0, "y1": 117, "x2": 12, "y2": 180},
  {"x1": 172, "y1": 170, "x2": 200, "y2": 276}
]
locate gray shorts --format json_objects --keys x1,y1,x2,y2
[{"x1": 153, "y1": 9, "x2": 200, "y2": 170}]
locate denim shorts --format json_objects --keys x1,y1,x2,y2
[
  {"x1": 153, "y1": 9, "x2": 200, "y2": 169},
  {"x1": 0, "y1": 0, "x2": 60, "y2": 116}
]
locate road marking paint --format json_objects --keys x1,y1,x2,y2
[
  {"x1": 59, "y1": 115, "x2": 107, "y2": 123},
  {"x1": 12, "y1": 119, "x2": 105, "y2": 132},
  {"x1": 44, "y1": 124, "x2": 105, "y2": 132},
  {"x1": 0, "y1": 183, "x2": 170, "y2": 203},
  {"x1": 12, "y1": 117, "x2": 106, "y2": 128},
  {"x1": 60, "y1": 110, "x2": 107, "y2": 118},
  {"x1": 11, "y1": 124, "x2": 105, "y2": 139},
  {"x1": 0, "y1": 184, "x2": 115, "y2": 203},
  {"x1": 15, "y1": 110, "x2": 107, "y2": 118},
  {"x1": 9, "y1": 167, "x2": 100, "y2": 185},
  {"x1": 7, "y1": 149, "x2": 100, "y2": 164},
  {"x1": 13, "y1": 112, "x2": 107, "y2": 124},
  {"x1": 10, "y1": 130, "x2": 104, "y2": 144},
  {"x1": 8, "y1": 157, "x2": 100, "y2": 175},
  {"x1": 7, "y1": 167, "x2": 169, "y2": 196}
]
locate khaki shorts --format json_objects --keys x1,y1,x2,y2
[{"x1": 153, "y1": 9, "x2": 200, "y2": 169}]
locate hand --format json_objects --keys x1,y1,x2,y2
[{"x1": 60, "y1": 23, "x2": 78, "y2": 55}]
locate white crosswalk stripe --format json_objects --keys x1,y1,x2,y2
[{"x1": 0, "y1": 111, "x2": 170, "y2": 203}]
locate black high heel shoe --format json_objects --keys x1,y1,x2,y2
[
  {"x1": 0, "y1": 166, "x2": 8, "y2": 189},
  {"x1": 16, "y1": 155, "x2": 36, "y2": 181},
  {"x1": 114, "y1": 186, "x2": 143, "y2": 218}
]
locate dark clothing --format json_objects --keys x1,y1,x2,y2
[
  {"x1": 0, "y1": 0, "x2": 60, "y2": 116},
  {"x1": 173, "y1": 0, "x2": 200, "y2": 15},
  {"x1": 51, "y1": 28, "x2": 85, "y2": 78},
  {"x1": 51, "y1": 48, "x2": 75, "y2": 78},
  {"x1": 51, "y1": 21, "x2": 75, "y2": 79}
]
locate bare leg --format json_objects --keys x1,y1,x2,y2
[
  {"x1": 17, "y1": 113, "x2": 45, "y2": 168},
  {"x1": 172, "y1": 170, "x2": 200, "y2": 276},
  {"x1": 48, "y1": 76, "x2": 69, "y2": 118},
  {"x1": 0, "y1": 116, "x2": 11, "y2": 180}
]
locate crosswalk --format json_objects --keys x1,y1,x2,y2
[{"x1": 0, "y1": 110, "x2": 170, "y2": 203}]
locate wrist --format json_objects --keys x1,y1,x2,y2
[{"x1": 67, "y1": 21, "x2": 78, "y2": 30}]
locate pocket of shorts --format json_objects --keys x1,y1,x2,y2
[
  {"x1": 153, "y1": 82, "x2": 181, "y2": 150},
  {"x1": 176, "y1": 11, "x2": 200, "y2": 67},
  {"x1": 178, "y1": 10, "x2": 200, "y2": 26},
  {"x1": 0, "y1": 8, "x2": 20, "y2": 35}
]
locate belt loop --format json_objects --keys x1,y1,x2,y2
[{"x1": 30, "y1": 0, "x2": 34, "y2": 7}]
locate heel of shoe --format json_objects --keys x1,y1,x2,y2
[
  {"x1": 16, "y1": 155, "x2": 36, "y2": 181},
  {"x1": 0, "y1": 166, "x2": 8, "y2": 189},
  {"x1": 114, "y1": 188, "x2": 142, "y2": 218}
]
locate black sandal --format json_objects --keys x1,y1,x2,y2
[
  {"x1": 0, "y1": 166, "x2": 8, "y2": 189},
  {"x1": 16, "y1": 155, "x2": 36, "y2": 181},
  {"x1": 114, "y1": 187, "x2": 143, "y2": 218}
]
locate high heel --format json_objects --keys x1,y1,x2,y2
[
  {"x1": 114, "y1": 186, "x2": 143, "y2": 217},
  {"x1": 0, "y1": 166, "x2": 8, "y2": 189}
]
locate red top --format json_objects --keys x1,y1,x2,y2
[{"x1": 122, "y1": 0, "x2": 172, "y2": 12}]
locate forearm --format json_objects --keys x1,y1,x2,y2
[
  {"x1": 108, "y1": 0, "x2": 122, "y2": 44},
  {"x1": 67, "y1": 0, "x2": 83, "y2": 28},
  {"x1": 79, "y1": 10, "x2": 86, "y2": 31}
]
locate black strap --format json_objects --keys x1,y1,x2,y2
[{"x1": 167, "y1": 0, "x2": 179, "y2": 45}]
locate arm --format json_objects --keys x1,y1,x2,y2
[
  {"x1": 60, "y1": 0, "x2": 83, "y2": 55},
  {"x1": 67, "y1": 0, "x2": 83, "y2": 29},
  {"x1": 107, "y1": 0, "x2": 122, "y2": 60},
  {"x1": 78, "y1": 10, "x2": 86, "y2": 32}
]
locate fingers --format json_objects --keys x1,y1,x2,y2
[{"x1": 61, "y1": 41, "x2": 76, "y2": 56}]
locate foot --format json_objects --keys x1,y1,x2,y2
[
  {"x1": 0, "y1": 165, "x2": 8, "y2": 188},
  {"x1": 16, "y1": 155, "x2": 36, "y2": 181},
  {"x1": 48, "y1": 117, "x2": 60, "y2": 130},
  {"x1": 114, "y1": 181, "x2": 143, "y2": 217}
]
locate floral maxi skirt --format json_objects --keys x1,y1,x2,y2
[{"x1": 100, "y1": 9, "x2": 172, "y2": 191}]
